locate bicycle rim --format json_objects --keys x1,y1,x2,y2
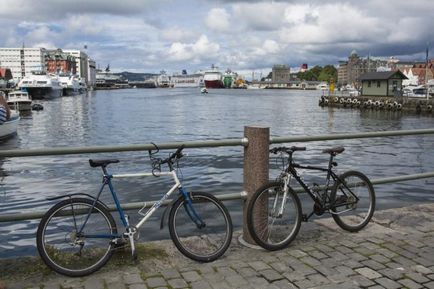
[
  {"x1": 37, "y1": 199, "x2": 116, "y2": 276},
  {"x1": 169, "y1": 192, "x2": 232, "y2": 262},
  {"x1": 331, "y1": 171, "x2": 375, "y2": 231},
  {"x1": 248, "y1": 183, "x2": 302, "y2": 250}
]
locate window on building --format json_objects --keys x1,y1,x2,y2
[
  {"x1": 368, "y1": 81, "x2": 371, "y2": 87},
  {"x1": 377, "y1": 81, "x2": 381, "y2": 87}
]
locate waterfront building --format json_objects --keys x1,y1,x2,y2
[
  {"x1": 337, "y1": 50, "x2": 387, "y2": 88},
  {"x1": 87, "y1": 58, "x2": 96, "y2": 88},
  {"x1": 63, "y1": 50, "x2": 89, "y2": 84},
  {"x1": 272, "y1": 64, "x2": 290, "y2": 83},
  {"x1": 359, "y1": 71, "x2": 407, "y2": 96},
  {"x1": 0, "y1": 47, "x2": 46, "y2": 82},
  {"x1": 45, "y1": 49, "x2": 77, "y2": 74}
]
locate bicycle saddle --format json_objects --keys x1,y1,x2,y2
[
  {"x1": 89, "y1": 159, "x2": 120, "y2": 167},
  {"x1": 322, "y1": 146, "x2": 345, "y2": 155}
]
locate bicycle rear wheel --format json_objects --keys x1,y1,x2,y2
[
  {"x1": 330, "y1": 170, "x2": 376, "y2": 232},
  {"x1": 36, "y1": 198, "x2": 117, "y2": 277},
  {"x1": 168, "y1": 192, "x2": 232, "y2": 262},
  {"x1": 247, "y1": 182, "x2": 302, "y2": 251}
]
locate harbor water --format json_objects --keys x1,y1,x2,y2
[{"x1": 0, "y1": 88, "x2": 433, "y2": 258}]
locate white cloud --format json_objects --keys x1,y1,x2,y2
[
  {"x1": 205, "y1": 8, "x2": 231, "y2": 33},
  {"x1": 161, "y1": 27, "x2": 196, "y2": 42},
  {"x1": 167, "y1": 35, "x2": 220, "y2": 62},
  {"x1": 231, "y1": 2, "x2": 287, "y2": 31}
]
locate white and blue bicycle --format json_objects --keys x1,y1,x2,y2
[{"x1": 36, "y1": 145, "x2": 233, "y2": 277}]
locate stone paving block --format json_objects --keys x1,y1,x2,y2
[
  {"x1": 216, "y1": 266, "x2": 237, "y2": 277},
  {"x1": 361, "y1": 259, "x2": 386, "y2": 271},
  {"x1": 335, "y1": 265, "x2": 355, "y2": 277},
  {"x1": 375, "y1": 277, "x2": 402, "y2": 289},
  {"x1": 355, "y1": 267, "x2": 382, "y2": 279},
  {"x1": 83, "y1": 278, "x2": 104, "y2": 289},
  {"x1": 308, "y1": 250, "x2": 329, "y2": 260},
  {"x1": 168, "y1": 278, "x2": 188, "y2": 289},
  {"x1": 335, "y1": 245, "x2": 353, "y2": 254},
  {"x1": 377, "y1": 268, "x2": 404, "y2": 280},
  {"x1": 346, "y1": 252, "x2": 369, "y2": 262},
  {"x1": 294, "y1": 278, "x2": 316, "y2": 289},
  {"x1": 145, "y1": 277, "x2": 167, "y2": 288},
  {"x1": 288, "y1": 249, "x2": 308, "y2": 258},
  {"x1": 209, "y1": 281, "x2": 232, "y2": 289},
  {"x1": 224, "y1": 274, "x2": 249, "y2": 287},
  {"x1": 300, "y1": 256, "x2": 321, "y2": 267},
  {"x1": 236, "y1": 266, "x2": 257, "y2": 278},
  {"x1": 247, "y1": 277, "x2": 269, "y2": 287},
  {"x1": 129, "y1": 284, "x2": 148, "y2": 289},
  {"x1": 331, "y1": 251, "x2": 349, "y2": 261},
  {"x1": 307, "y1": 273, "x2": 329, "y2": 286},
  {"x1": 269, "y1": 261, "x2": 289, "y2": 273},
  {"x1": 248, "y1": 261, "x2": 271, "y2": 271},
  {"x1": 161, "y1": 269, "x2": 181, "y2": 279},
  {"x1": 282, "y1": 271, "x2": 306, "y2": 282},
  {"x1": 259, "y1": 269, "x2": 283, "y2": 282},
  {"x1": 315, "y1": 244, "x2": 334, "y2": 253},
  {"x1": 190, "y1": 280, "x2": 213, "y2": 289},
  {"x1": 412, "y1": 264, "x2": 433, "y2": 274},
  {"x1": 377, "y1": 248, "x2": 398, "y2": 259},
  {"x1": 312, "y1": 264, "x2": 339, "y2": 276},
  {"x1": 405, "y1": 272, "x2": 430, "y2": 283},
  {"x1": 423, "y1": 281, "x2": 434, "y2": 289},
  {"x1": 353, "y1": 246, "x2": 375, "y2": 256},
  {"x1": 182, "y1": 271, "x2": 202, "y2": 282},
  {"x1": 272, "y1": 279, "x2": 297, "y2": 289},
  {"x1": 397, "y1": 278, "x2": 423, "y2": 289},
  {"x1": 350, "y1": 275, "x2": 376, "y2": 287},
  {"x1": 370, "y1": 254, "x2": 391, "y2": 264},
  {"x1": 124, "y1": 273, "x2": 144, "y2": 285},
  {"x1": 393, "y1": 256, "x2": 417, "y2": 267},
  {"x1": 106, "y1": 281, "x2": 126, "y2": 289}
]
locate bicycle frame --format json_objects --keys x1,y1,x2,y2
[
  {"x1": 78, "y1": 167, "x2": 204, "y2": 240},
  {"x1": 284, "y1": 159, "x2": 360, "y2": 213}
]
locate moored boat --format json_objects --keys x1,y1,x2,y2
[
  {"x1": 204, "y1": 65, "x2": 224, "y2": 89},
  {"x1": 0, "y1": 110, "x2": 19, "y2": 139},
  {"x1": 58, "y1": 74, "x2": 80, "y2": 96},
  {"x1": 6, "y1": 90, "x2": 32, "y2": 111},
  {"x1": 18, "y1": 71, "x2": 63, "y2": 99}
]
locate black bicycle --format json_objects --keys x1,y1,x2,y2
[{"x1": 247, "y1": 146, "x2": 375, "y2": 251}]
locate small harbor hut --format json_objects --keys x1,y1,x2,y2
[{"x1": 359, "y1": 71, "x2": 407, "y2": 97}]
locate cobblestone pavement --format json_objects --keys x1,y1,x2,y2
[{"x1": 2, "y1": 203, "x2": 434, "y2": 289}]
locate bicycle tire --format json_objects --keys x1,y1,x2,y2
[
  {"x1": 36, "y1": 198, "x2": 117, "y2": 277},
  {"x1": 168, "y1": 192, "x2": 233, "y2": 262},
  {"x1": 247, "y1": 182, "x2": 302, "y2": 251},
  {"x1": 330, "y1": 170, "x2": 376, "y2": 232}
]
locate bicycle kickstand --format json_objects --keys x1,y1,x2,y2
[{"x1": 125, "y1": 227, "x2": 138, "y2": 260}]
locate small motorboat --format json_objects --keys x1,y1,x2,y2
[
  {"x1": 7, "y1": 90, "x2": 32, "y2": 111},
  {"x1": 201, "y1": 88, "x2": 208, "y2": 94},
  {"x1": 0, "y1": 110, "x2": 20, "y2": 139}
]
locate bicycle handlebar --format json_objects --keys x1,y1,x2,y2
[
  {"x1": 269, "y1": 146, "x2": 306, "y2": 154},
  {"x1": 148, "y1": 145, "x2": 185, "y2": 175}
]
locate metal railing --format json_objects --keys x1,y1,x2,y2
[{"x1": 0, "y1": 127, "x2": 433, "y2": 225}]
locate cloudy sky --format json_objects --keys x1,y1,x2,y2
[{"x1": 0, "y1": 0, "x2": 433, "y2": 76}]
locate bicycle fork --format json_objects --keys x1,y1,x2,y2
[{"x1": 270, "y1": 176, "x2": 290, "y2": 218}]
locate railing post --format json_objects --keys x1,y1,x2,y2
[{"x1": 243, "y1": 126, "x2": 269, "y2": 244}]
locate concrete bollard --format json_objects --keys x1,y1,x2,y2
[{"x1": 243, "y1": 126, "x2": 269, "y2": 244}]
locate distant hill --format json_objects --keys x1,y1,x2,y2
[{"x1": 114, "y1": 71, "x2": 158, "y2": 82}]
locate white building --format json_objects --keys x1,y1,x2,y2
[
  {"x1": 87, "y1": 58, "x2": 96, "y2": 88},
  {"x1": 0, "y1": 47, "x2": 47, "y2": 82},
  {"x1": 63, "y1": 50, "x2": 89, "y2": 84}
]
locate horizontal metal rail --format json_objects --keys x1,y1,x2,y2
[
  {"x1": 270, "y1": 128, "x2": 434, "y2": 144},
  {"x1": 0, "y1": 128, "x2": 433, "y2": 158},
  {"x1": 1, "y1": 172, "x2": 433, "y2": 223}
]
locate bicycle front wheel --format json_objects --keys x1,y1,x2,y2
[
  {"x1": 168, "y1": 192, "x2": 233, "y2": 262},
  {"x1": 247, "y1": 182, "x2": 302, "y2": 251},
  {"x1": 36, "y1": 198, "x2": 117, "y2": 277},
  {"x1": 330, "y1": 170, "x2": 376, "y2": 232}
]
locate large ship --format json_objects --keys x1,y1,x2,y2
[
  {"x1": 156, "y1": 71, "x2": 171, "y2": 88},
  {"x1": 171, "y1": 70, "x2": 204, "y2": 88},
  {"x1": 18, "y1": 71, "x2": 63, "y2": 99},
  {"x1": 203, "y1": 65, "x2": 224, "y2": 89}
]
